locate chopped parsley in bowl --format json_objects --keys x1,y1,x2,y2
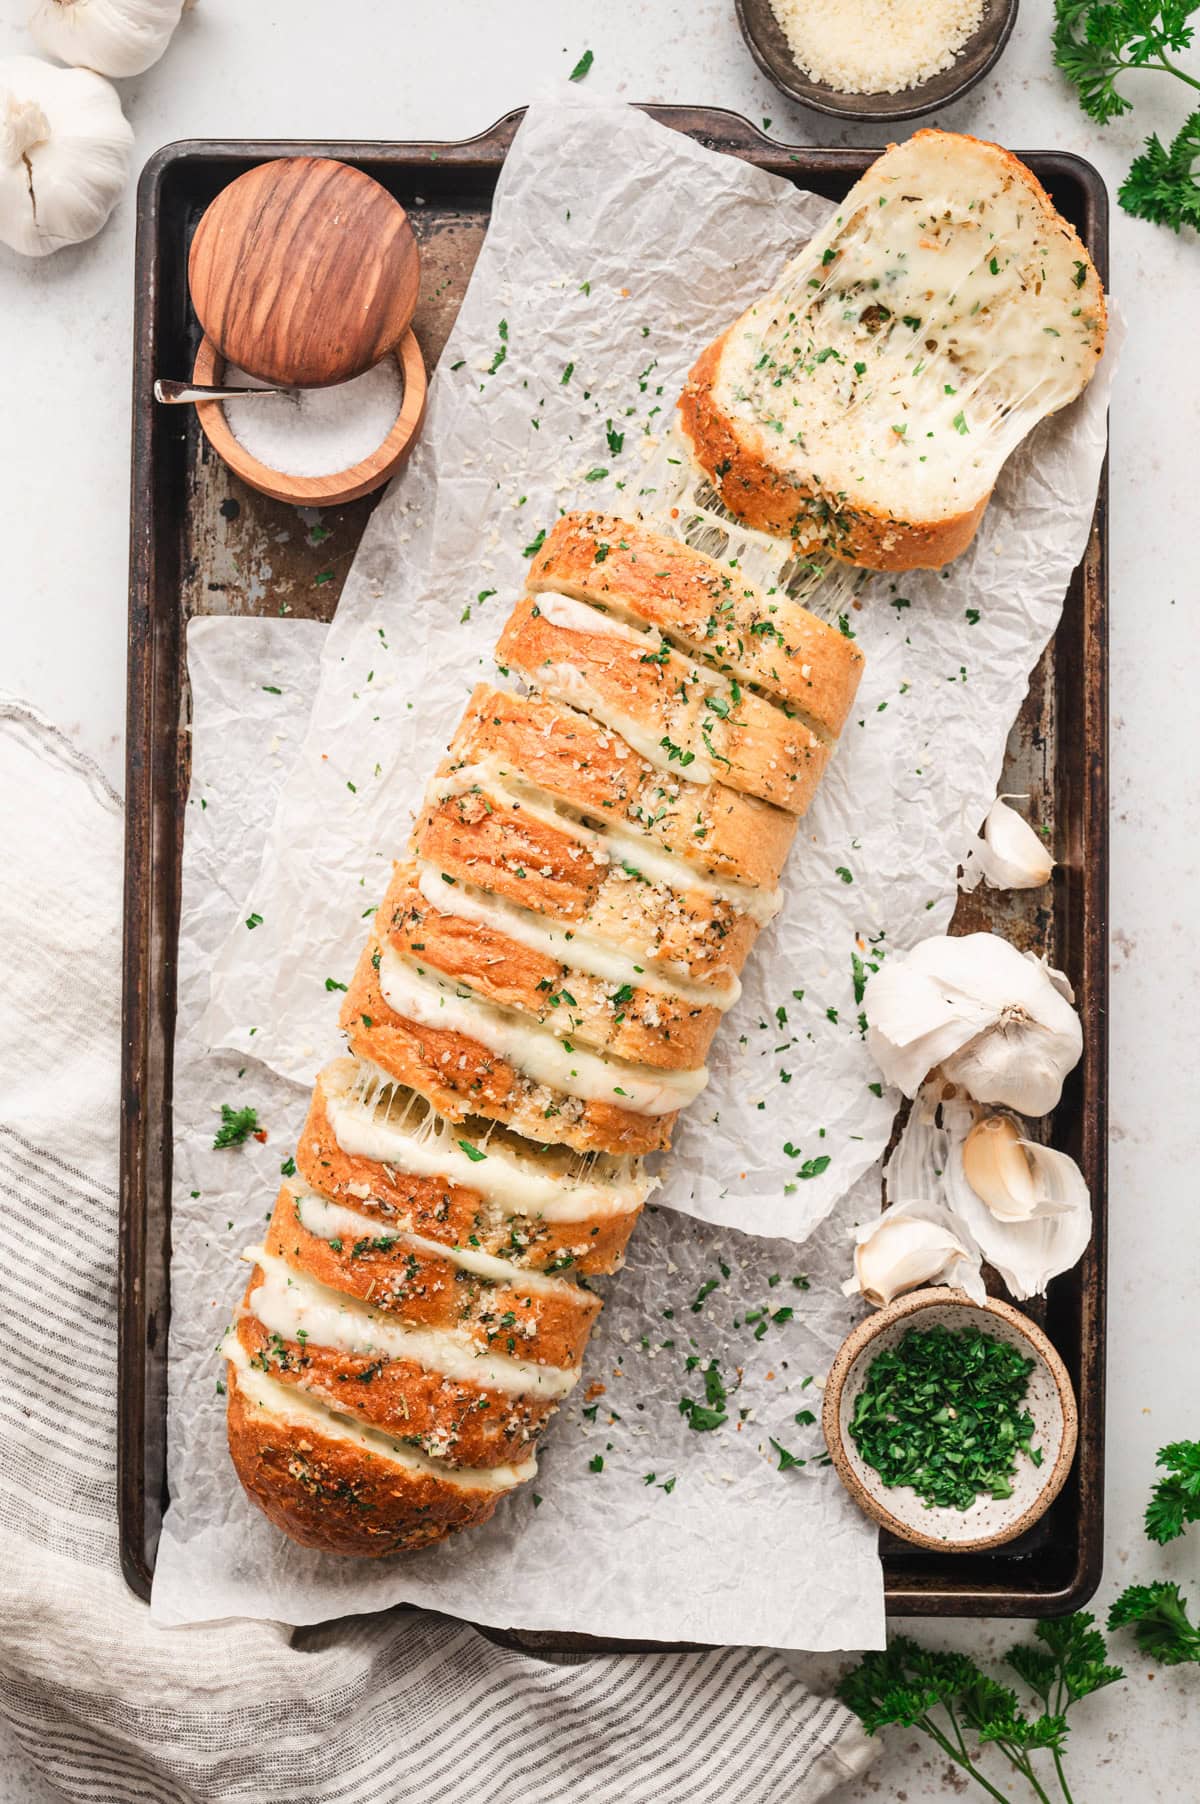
[
  {"x1": 822, "y1": 1289, "x2": 1077, "y2": 1552},
  {"x1": 848, "y1": 1321, "x2": 1042, "y2": 1512}
]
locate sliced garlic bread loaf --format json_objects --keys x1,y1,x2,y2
[
  {"x1": 679, "y1": 130, "x2": 1106, "y2": 570},
  {"x1": 226, "y1": 503, "x2": 863, "y2": 1556}
]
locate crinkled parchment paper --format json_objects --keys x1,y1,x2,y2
[
  {"x1": 200, "y1": 94, "x2": 1118, "y2": 1246},
  {"x1": 152, "y1": 615, "x2": 886, "y2": 1648}
]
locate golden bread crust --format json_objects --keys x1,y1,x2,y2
[
  {"x1": 235, "y1": 1295, "x2": 557, "y2": 1468},
  {"x1": 294, "y1": 1070, "x2": 643, "y2": 1276},
  {"x1": 496, "y1": 594, "x2": 829, "y2": 815},
  {"x1": 226, "y1": 1362, "x2": 511, "y2": 1556},
  {"x1": 448, "y1": 685, "x2": 798, "y2": 891},
  {"x1": 340, "y1": 940, "x2": 678, "y2": 1157},
  {"x1": 530, "y1": 511, "x2": 864, "y2": 737},
  {"x1": 265, "y1": 1185, "x2": 601, "y2": 1370},
  {"x1": 381, "y1": 861, "x2": 722, "y2": 1072},
  {"x1": 416, "y1": 780, "x2": 760, "y2": 985}
]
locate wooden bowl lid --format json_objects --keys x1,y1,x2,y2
[{"x1": 188, "y1": 157, "x2": 420, "y2": 389}]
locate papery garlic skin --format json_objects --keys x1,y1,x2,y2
[
  {"x1": 0, "y1": 56, "x2": 132, "y2": 256},
  {"x1": 888, "y1": 1093, "x2": 1092, "y2": 1302},
  {"x1": 866, "y1": 931, "x2": 1082, "y2": 1116},
  {"x1": 962, "y1": 1113, "x2": 1072, "y2": 1222},
  {"x1": 29, "y1": 0, "x2": 185, "y2": 80},
  {"x1": 843, "y1": 1197, "x2": 985, "y2": 1308},
  {"x1": 961, "y1": 794, "x2": 1055, "y2": 894}
]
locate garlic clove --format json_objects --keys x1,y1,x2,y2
[
  {"x1": 887, "y1": 1093, "x2": 1092, "y2": 1302},
  {"x1": 866, "y1": 931, "x2": 1082, "y2": 1114},
  {"x1": 842, "y1": 1197, "x2": 985, "y2": 1309},
  {"x1": 29, "y1": 0, "x2": 186, "y2": 82},
  {"x1": 961, "y1": 795, "x2": 1055, "y2": 894},
  {"x1": 961, "y1": 1114, "x2": 1072, "y2": 1221}
]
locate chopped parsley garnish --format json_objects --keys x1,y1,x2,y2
[
  {"x1": 659, "y1": 734, "x2": 695, "y2": 768},
  {"x1": 679, "y1": 1362, "x2": 728, "y2": 1433},
  {"x1": 457, "y1": 1141, "x2": 487, "y2": 1163},
  {"x1": 569, "y1": 48, "x2": 594, "y2": 80},
  {"x1": 213, "y1": 1104, "x2": 258, "y2": 1150}
]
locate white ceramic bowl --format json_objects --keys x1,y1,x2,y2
[{"x1": 822, "y1": 1288, "x2": 1077, "y2": 1552}]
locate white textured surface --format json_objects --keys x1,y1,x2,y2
[{"x1": 1, "y1": 0, "x2": 1198, "y2": 1795}]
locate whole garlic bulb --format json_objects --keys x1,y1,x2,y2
[
  {"x1": 29, "y1": 0, "x2": 186, "y2": 80},
  {"x1": 0, "y1": 55, "x2": 132, "y2": 256},
  {"x1": 865, "y1": 931, "x2": 1082, "y2": 1116},
  {"x1": 843, "y1": 1197, "x2": 984, "y2": 1308},
  {"x1": 961, "y1": 795, "x2": 1055, "y2": 893}
]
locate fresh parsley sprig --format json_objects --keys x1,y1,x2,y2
[
  {"x1": 1053, "y1": 0, "x2": 1200, "y2": 121},
  {"x1": 1108, "y1": 1581, "x2": 1200, "y2": 1664},
  {"x1": 1121, "y1": 109, "x2": 1200, "y2": 228},
  {"x1": 838, "y1": 1618, "x2": 1123, "y2": 1803},
  {"x1": 1054, "y1": 1, "x2": 1200, "y2": 230},
  {"x1": 1107, "y1": 1438, "x2": 1200, "y2": 1666},
  {"x1": 1143, "y1": 1437, "x2": 1200, "y2": 1542}
]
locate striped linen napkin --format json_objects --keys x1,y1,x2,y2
[{"x1": 0, "y1": 692, "x2": 874, "y2": 1803}]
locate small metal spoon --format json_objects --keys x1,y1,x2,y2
[{"x1": 154, "y1": 378, "x2": 298, "y2": 405}]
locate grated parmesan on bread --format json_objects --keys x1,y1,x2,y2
[{"x1": 678, "y1": 130, "x2": 1106, "y2": 570}]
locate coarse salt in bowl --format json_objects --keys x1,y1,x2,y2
[
  {"x1": 223, "y1": 358, "x2": 404, "y2": 478},
  {"x1": 190, "y1": 331, "x2": 427, "y2": 508}
]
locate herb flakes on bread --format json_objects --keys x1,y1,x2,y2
[{"x1": 679, "y1": 130, "x2": 1106, "y2": 570}]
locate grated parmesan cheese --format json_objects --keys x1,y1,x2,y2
[{"x1": 767, "y1": 0, "x2": 985, "y2": 96}]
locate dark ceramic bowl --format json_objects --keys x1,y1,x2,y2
[{"x1": 735, "y1": 0, "x2": 1020, "y2": 123}]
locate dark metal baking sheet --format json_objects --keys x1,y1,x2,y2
[{"x1": 120, "y1": 108, "x2": 1108, "y2": 1628}]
